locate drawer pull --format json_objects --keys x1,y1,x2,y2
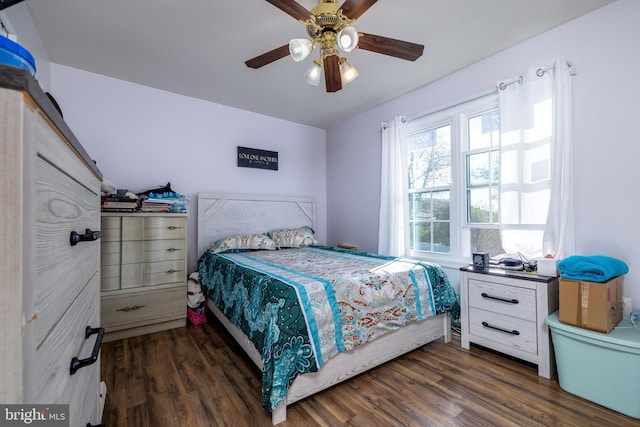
[
  {"x1": 167, "y1": 269, "x2": 182, "y2": 274},
  {"x1": 70, "y1": 228, "x2": 103, "y2": 246},
  {"x1": 167, "y1": 248, "x2": 178, "y2": 252},
  {"x1": 481, "y1": 292, "x2": 519, "y2": 304},
  {"x1": 167, "y1": 225, "x2": 180, "y2": 230},
  {"x1": 70, "y1": 326, "x2": 105, "y2": 375},
  {"x1": 481, "y1": 321, "x2": 520, "y2": 336},
  {"x1": 117, "y1": 305, "x2": 145, "y2": 312}
]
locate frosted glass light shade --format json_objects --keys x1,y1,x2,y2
[
  {"x1": 337, "y1": 26, "x2": 359, "y2": 52},
  {"x1": 289, "y1": 39, "x2": 313, "y2": 62},
  {"x1": 304, "y1": 62, "x2": 322, "y2": 86},
  {"x1": 339, "y1": 58, "x2": 358, "y2": 84}
]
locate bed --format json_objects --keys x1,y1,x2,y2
[{"x1": 196, "y1": 193, "x2": 459, "y2": 424}]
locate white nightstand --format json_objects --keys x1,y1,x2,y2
[{"x1": 460, "y1": 266, "x2": 559, "y2": 378}]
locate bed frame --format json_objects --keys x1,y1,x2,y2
[{"x1": 197, "y1": 193, "x2": 451, "y2": 424}]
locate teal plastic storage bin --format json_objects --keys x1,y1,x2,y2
[{"x1": 545, "y1": 311, "x2": 640, "y2": 419}]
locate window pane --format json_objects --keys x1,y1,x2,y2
[
  {"x1": 433, "y1": 222, "x2": 451, "y2": 253},
  {"x1": 410, "y1": 193, "x2": 433, "y2": 221},
  {"x1": 408, "y1": 124, "x2": 450, "y2": 189},
  {"x1": 490, "y1": 150, "x2": 500, "y2": 183},
  {"x1": 469, "y1": 227, "x2": 504, "y2": 258},
  {"x1": 432, "y1": 191, "x2": 450, "y2": 220},
  {"x1": 468, "y1": 188, "x2": 493, "y2": 223},
  {"x1": 469, "y1": 110, "x2": 499, "y2": 150},
  {"x1": 467, "y1": 152, "x2": 490, "y2": 187},
  {"x1": 432, "y1": 155, "x2": 451, "y2": 186},
  {"x1": 411, "y1": 222, "x2": 432, "y2": 251}
]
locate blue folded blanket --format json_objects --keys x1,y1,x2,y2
[{"x1": 558, "y1": 255, "x2": 628, "y2": 282}]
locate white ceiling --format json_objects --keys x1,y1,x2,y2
[{"x1": 24, "y1": 0, "x2": 614, "y2": 129}]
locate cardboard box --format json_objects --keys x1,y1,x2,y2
[{"x1": 559, "y1": 276, "x2": 623, "y2": 333}]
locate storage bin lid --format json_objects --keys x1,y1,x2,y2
[
  {"x1": 0, "y1": 36, "x2": 36, "y2": 75},
  {"x1": 546, "y1": 311, "x2": 640, "y2": 351}
]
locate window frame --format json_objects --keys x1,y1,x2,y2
[{"x1": 406, "y1": 92, "x2": 499, "y2": 267}]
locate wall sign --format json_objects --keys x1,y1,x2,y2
[{"x1": 237, "y1": 146, "x2": 278, "y2": 171}]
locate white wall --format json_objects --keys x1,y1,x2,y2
[
  {"x1": 50, "y1": 64, "x2": 327, "y2": 273},
  {"x1": 326, "y1": 0, "x2": 640, "y2": 308}
]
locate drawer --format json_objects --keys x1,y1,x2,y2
[
  {"x1": 101, "y1": 217, "x2": 122, "y2": 242},
  {"x1": 469, "y1": 307, "x2": 537, "y2": 355},
  {"x1": 100, "y1": 264, "x2": 121, "y2": 292},
  {"x1": 143, "y1": 216, "x2": 187, "y2": 240},
  {"x1": 121, "y1": 216, "x2": 187, "y2": 241},
  {"x1": 101, "y1": 285, "x2": 186, "y2": 331},
  {"x1": 34, "y1": 155, "x2": 100, "y2": 346},
  {"x1": 101, "y1": 241, "x2": 121, "y2": 266},
  {"x1": 122, "y1": 238, "x2": 186, "y2": 264},
  {"x1": 33, "y1": 107, "x2": 100, "y2": 196},
  {"x1": 31, "y1": 272, "x2": 100, "y2": 415},
  {"x1": 468, "y1": 279, "x2": 536, "y2": 321},
  {"x1": 121, "y1": 259, "x2": 186, "y2": 289}
]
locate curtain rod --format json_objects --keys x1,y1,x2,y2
[{"x1": 498, "y1": 59, "x2": 575, "y2": 90}]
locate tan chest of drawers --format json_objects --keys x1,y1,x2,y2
[
  {"x1": 460, "y1": 267, "x2": 559, "y2": 378},
  {"x1": 1, "y1": 68, "x2": 105, "y2": 427},
  {"x1": 100, "y1": 212, "x2": 188, "y2": 341}
]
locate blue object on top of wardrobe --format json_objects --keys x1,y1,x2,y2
[{"x1": 0, "y1": 35, "x2": 36, "y2": 75}]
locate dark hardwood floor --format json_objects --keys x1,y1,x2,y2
[{"x1": 100, "y1": 314, "x2": 638, "y2": 426}]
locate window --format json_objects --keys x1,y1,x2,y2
[{"x1": 407, "y1": 93, "x2": 501, "y2": 263}]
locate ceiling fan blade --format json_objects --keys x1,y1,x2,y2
[
  {"x1": 266, "y1": 0, "x2": 312, "y2": 21},
  {"x1": 245, "y1": 44, "x2": 290, "y2": 69},
  {"x1": 340, "y1": 0, "x2": 378, "y2": 20},
  {"x1": 324, "y1": 55, "x2": 342, "y2": 93},
  {"x1": 358, "y1": 33, "x2": 424, "y2": 61}
]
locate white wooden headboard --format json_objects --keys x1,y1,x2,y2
[{"x1": 197, "y1": 193, "x2": 315, "y2": 257}]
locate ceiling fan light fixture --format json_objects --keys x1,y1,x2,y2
[
  {"x1": 339, "y1": 57, "x2": 358, "y2": 84},
  {"x1": 289, "y1": 38, "x2": 313, "y2": 62},
  {"x1": 337, "y1": 26, "x2": 359, "y2": 52},
  {"x1": 304, "y1": 59, "x2": 322, "y2": 86}
]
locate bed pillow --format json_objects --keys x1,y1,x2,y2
[
  {"x1": 208, "y1": 233, "x2": 277, "y2": 253},
  {"x1": 267, "y1": 226, "x2": 318, "y2": 248}
]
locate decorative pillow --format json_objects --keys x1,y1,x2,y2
[
  {"x1": 267, "y1": 226, "x2": 318, "y2": 248},
  {"x1": 208, "y1": 233, "x2": 276, "y2": 254}
]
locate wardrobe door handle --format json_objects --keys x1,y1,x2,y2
[
  {"x1": 481, "y1": 292, "x2": 519, "y2": 304},
  {"x1": 70, "y1": 229, "x2": 103, "y2": 246},
  {"x1": 481, "y1": 321, "x2": 520, "y2": 336},
  {"x1": 70, "y1": 326, "x2": 104, "y2": 375}
]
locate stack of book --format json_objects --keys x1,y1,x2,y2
[
  {"x1": 139, "y1": 192, "x2": 186, "y2": 213},
  {"x1": 139, "y1": 198, "x2": 172, "y2": 213},
  {"x1": 102, "y1": 197, "x2": 138, "y2": 212}
]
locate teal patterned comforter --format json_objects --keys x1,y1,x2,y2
[{"x1": 197, "y1": 246, "x2": 459, "y2": 413}]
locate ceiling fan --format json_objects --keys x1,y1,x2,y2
[{"x1": 245, "y1": 0, "x2": 425, "y2": 93}]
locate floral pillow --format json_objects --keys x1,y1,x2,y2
[
  {"x1": 267, "y1": 226, "x2": 318, "y2": 248},
  {"x1": 208, "y1": 233, "x2": 277, "y2": 254}
]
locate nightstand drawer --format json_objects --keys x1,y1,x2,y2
[
  {"x1": 468, "y1": 279, "x2": 536, "y2": 321},
  {"x1": 121, "y1": 238, "x2": 186, "y2": 264},
  {"x1": 121, "y1": 259, "x2": 186, "y2": 289},
  {"x1": 469, "y1": 308, "x2": 537, "y2": 355},
  {"x1": 101, "y1": 285, "x2": 186, "y2": 332}
]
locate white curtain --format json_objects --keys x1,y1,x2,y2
[
  {"x1": 497, "y1": 56, "x2": 575, "y2": 259},
  {"x1": 378, "y1": 116, "x2": 409, "y2": 256}
]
